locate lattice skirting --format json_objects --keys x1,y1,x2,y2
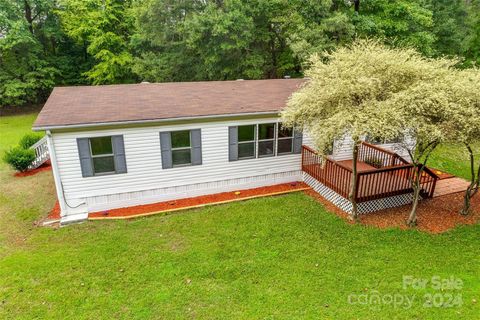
[
  {"x1": 302, "y1": 172, "x2": 415, "y2": 214},
  {"x1": 303, "y1": 172, "x2": 353, "y2": 212}
]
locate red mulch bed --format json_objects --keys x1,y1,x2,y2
[
  {"x1": 89, "y1": 182, "x2": 310, "y2": 219},
  {"x1": 305, "y1": 190, "x2": 480, "y2": 234},
  {"x1": 47, "y1": 201, "x2": 61, "y2": 220},
  {"x1": 14, "y1": 160, "x2": 51, "y2": 177}
]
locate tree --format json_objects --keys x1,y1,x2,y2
[
  {"x1": 282, "y1": 40, "x2": 469, "y2": 225},
  {"x1": 463, "y1": 0, "x2": 480, "y2": 66},
  {"x1": 58, "y1": 0, "x2": 136, "y2": 84},
  {"x1": 132, "y1": 0, "x2": 302, "y2": 81},
  {"x1": 429, "y1": 0, "x2": 468, "y2": 58},
  {"x1": 1, "y1": 0, "x2": 479, "y2": 108},
  {"x1": 441, "y1": 68, "x2": 480, "y2": 215},
  {"x1": 0, "y1": 0, "x2": 57, "y2": 106},
  {"x1": 379, "y1": 62, "x2": 477, "y2": 225},
  {"x1": 350, "y1": 0, "x2": 437, "y2": 56},
  {"x1": 282, "y1": 40, "x2": 415, "y2": 221}
]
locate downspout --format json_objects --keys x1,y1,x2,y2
[{"x1": 46, "y1": 130, "x2": 67, "y2": 216}]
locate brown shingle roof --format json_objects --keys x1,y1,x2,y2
[{"x1": 33, "y1": 79, "x2": 306, "y2": 130}]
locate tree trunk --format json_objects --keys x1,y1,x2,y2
[
  {"x1": 349, "y1": 142, "x2": 360, "y2": 222},
  {"x1": 461, "y1": 144, "x2": 479, "y2": 215},
  {"x1": 24, "y1": 0, "x2": 34, "y2": 34},
  {"x1": 268, "y1": 25, "x2": 277, "y2": 79},
  {"x1": 407, "y1": 164, "x2": 423, "y2": 226},
  {"x1": 354, "y1": 0, "x2": 360, "y2": 12},
  {"x1": 406, "y1": 141, "x2": 438, "y2": 227},
  {"x1": 407, "y1": 171, "x2": 421, "y2": 226}
]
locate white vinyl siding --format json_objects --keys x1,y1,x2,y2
[
  {"x1": 50, "y1": 116, "x2": 410, "y2": 219},
  {"x1": 331, "y1": 135, "x2": 412, "y2": 161},
  {"x1": 52, "y1": 117, "x2": 306, "y2": 216}
]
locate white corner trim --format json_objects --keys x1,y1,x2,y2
[{"x1": 46, "y1": 130, "x2": 67, "y2": 216}]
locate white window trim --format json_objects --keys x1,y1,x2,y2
[
  {"x1": 276, "y1": 122, "x2": 294, "y2": 156},
  {"x1": 238, "y1": 125, "x2": 257, "y2": 160},
  {"x1": 171, "y1": 130, "x2": 192, "y2": 167},
  {"x1": 89, "y1": 136, "x2": 116, "y2": 176},
  {"x1": 236, "y1": 122, "x2": 296, "y2": 160},
  {"x1": 257, "y1": 123, "x2": 276, "y2": 158}
]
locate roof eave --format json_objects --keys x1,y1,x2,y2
[{"x1": 32, "y1": 111, "x2": 281, "y2": 132}]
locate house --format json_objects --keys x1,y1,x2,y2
[{"x1": 33, "y1": 79, "x2": 437, "y2": 224}]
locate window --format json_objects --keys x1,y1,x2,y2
[
  {"x1": 238, "y1": 125, "x2": 256, "y2": 159},
  {"x1": 229, "y1": 123, "x2": 301, "y2": 161},
  {"x1": 258, "y1": 123, "x2": 276, "y2": 157},
  {"x1": 277, "y1": 124, "x2": 294, "y2": 154},
  {"x1": 160, "y1": 129, "x2": 202, "y2": 169},
  {"x1": 171, "y1": 130, "x2": 191, "y2": 166},
  {"x1": 89, "y1": 136, "x2": 115, "y2": 175}
]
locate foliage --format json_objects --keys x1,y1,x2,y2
[
  {"x1": 1, "y1": 0, "x2": 480, "y2": 107},
  {"x1": 438, "y1": 68, "x2": 480, "y2": 214},
  {"x1": 351, "y1": 0, "x2": 437, "y2": 55},
  {"x1": 19, "y1": 133, "x2": 43, "y2": 149},
  {"x1": 282, "y1": 40, "x2": 431, "y2": 156},
  {"x1": 3, "y1": 146, "x2": 35, "y2": 172},
  {"x1": 58, "y1": 0, "x2": 136, "y2": 84},
  {"x1": 282, "y1": 40, "x2": 419, "y2": 219},
  {"x1": 281, "y1": 40, "x2": 476, "y2": 224}
]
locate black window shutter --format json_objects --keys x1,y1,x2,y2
[
  {"x1": 228, "y1": 126, "x2": 238, "y2": 161},
  {"x1": 190, "y1": 129, "x2": 202, "y2": 165},
  {"x1": 77, "y1": 138, "x2": 94, "y2": 177},
  {"x1": 112, "y1": 135, "x2": 127, "y2": 174},
  {"x1": 160, "y1": 132, "x2": 173, "y2": 169}
]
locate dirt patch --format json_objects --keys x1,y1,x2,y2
[
  {"x1": 14, "y1": 161, "x2": 51, "y2": 177},
  {"x1": 305, "y1": 190, "x2": 480, "y2": 234}
]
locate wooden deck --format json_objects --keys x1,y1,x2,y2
[
  {"x1": 302, "y1": 143, "x2": 439, "y2": 203},
  {"x1": 337, "y1": 160, "x2": 377, "y2": 172}
]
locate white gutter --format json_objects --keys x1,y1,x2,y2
[
  {"x1": 33, "y1": 111, "x2": 280, "y2": 131},
  {"x1": 46, "y1": 130, "x2": 67, "y2": 216}
]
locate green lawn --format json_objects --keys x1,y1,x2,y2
[
  {"x1": 0, "y1": 114, "x2": 479, "y2": 319},
  {"x1": 429, "y1": 143, "x2": 480, "y2": 181}
]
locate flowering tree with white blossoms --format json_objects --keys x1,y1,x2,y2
[
  {"x1": 282, "y1": 40, "x2": 427, "y2": 221},
  {"x1": 380, "y1": 75, "x2": 457, "y2": 225},
  {"x1": 282, "y1": 39, "x2": 469, "y2": 225},
  {"x1": 442, "y1": 69, "x2": 480, "y2": 215}
]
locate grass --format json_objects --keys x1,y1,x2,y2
[
  {"x1": 429, "y1": 143, "x2": 480, "y2": 181},
  {"x1": 0, "y1": 114, "x2": 479, "y2": 319}
]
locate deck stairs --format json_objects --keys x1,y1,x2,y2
[{"x1": 28, "y1": 136, "x2": 50, "y2": 170}]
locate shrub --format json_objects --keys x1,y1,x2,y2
[
  {"x1": 3, "y1": 147, "x2": 36, "y2": 172},
  {"x1": 19, "y1": 133, "x2": 43, "y2": 150}
]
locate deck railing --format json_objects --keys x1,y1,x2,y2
[
  {"x1": 302, "y1": 145, "x2": 352, "y2": 199},
  {"x1": 28, "y1": 136, "x2": 50, "y2": 170},
  {"x1": 302, "y1": 145, "x2": 438, "y2": 203},
  {"x1": 358, "y1": 142, "x2": 409, "y2": 168}
]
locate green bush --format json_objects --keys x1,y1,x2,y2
[
  {"x1": 3, "y1": 147, "x2": 36, "y2": 172},
  {"x1": 19, "y1": 133, "x2": 43, "y2": 150}
]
